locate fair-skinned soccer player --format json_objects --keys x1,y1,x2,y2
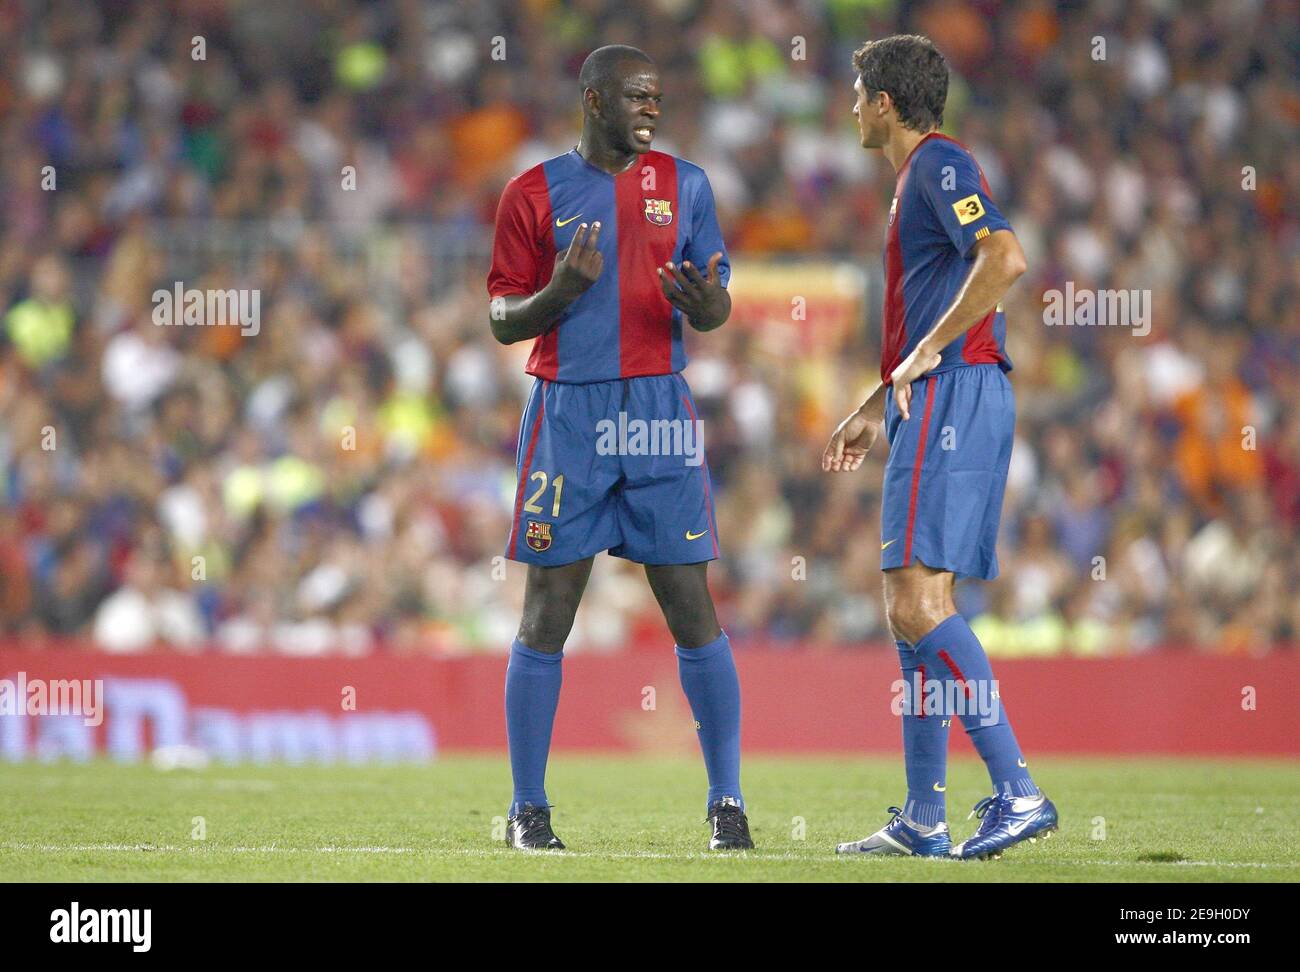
[
  {"x1": 822, "y1": 35, "x2": 1058, "y2": 860},
  {"x1": 487, "y1": 45, "x2": 751, "y2": 852}
]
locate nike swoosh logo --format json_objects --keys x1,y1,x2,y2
[
  {"x1": 881, "y1": 539, "x2": 896, "y2": 551},
  {"x1": 686, "y1": 529, "x2": 709, "y2": 541},
  {"x1": 1005, "y1": 818, "x2": 1033, "y2": 837},
  {"x1": 932, "y1": 782, "x2": 946, "y2": 792},
  {"x1": 1017, "y1": 758, "x2": 1027, "y2": 768},
  {"x1": 555, "y1": 214, "x2": 582, "y2": 227}
]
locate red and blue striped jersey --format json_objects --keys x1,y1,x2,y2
[
  {"x1": 488, "y1": 149, "x2": 730, "y2": 384},
  {"x1": 881, "y1": 132, "x2": 1013, "y2": 384}
]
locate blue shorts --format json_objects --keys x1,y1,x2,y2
[
  {"x1": 880, "y1": 364, "x2": 1014, "y2": 580},
  {"x1": 505, "y1": 373, "x2": 719, "y2": 567}
]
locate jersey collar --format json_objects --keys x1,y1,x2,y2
[
  {"x1": 898, "y1": 130, "x2": 945, "y2": 176},
  {"x1": 569, "y1": 146, "x2": 644, "y2": 177}
]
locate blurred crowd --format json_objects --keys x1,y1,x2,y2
[{"x1": 0, "y1": 0, "x2": 1296, "y2": 657}]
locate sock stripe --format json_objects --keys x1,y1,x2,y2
[
  {"x1": 904, "y1": 796, "x2": 945, "y2": 828},
  {"x1": 916, "y1": 663, "x2": 927, "y2": 719},
  {"x1": 937, "y1": 648, "x2": 972, "y2": 699},
  {"x1": 914, "y1": 615, "x2": 1035, "y2": 796}
]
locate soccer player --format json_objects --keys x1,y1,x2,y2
[
  {"x1": 486, "y1": 45, "x2": 752, "y2": 851},
  {"x1": 822, "y1": 35, "x2": 1058, "y2": 859}
]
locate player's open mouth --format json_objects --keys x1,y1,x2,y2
[{"x1": 633, "y1": 126, "x2": 654, "y2": 144}]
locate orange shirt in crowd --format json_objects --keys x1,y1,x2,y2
[
  {"x1": 1172, "y1": 380, "x2": 1263, "y2": 509},
  {"x1": 449, "y1": 104, "x2": 529, "y2": 191}
]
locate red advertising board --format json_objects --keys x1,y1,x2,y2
[{"x1": 1, "y1": 643, "x2": 1294, "y2": 760}]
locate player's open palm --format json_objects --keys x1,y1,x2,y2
[
  {"x1": 658, "y1": 252, "x2": 727, "y2": 325},
  {"x1": 822, "y1": 408, "x2": 882, "y2": 473},
  {"x1": 552, "y1": 221, "x2": 603, "y2": 298}
]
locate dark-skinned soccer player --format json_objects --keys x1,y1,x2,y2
[{"x1": 487, "y1": 45, "x2": 750, "y2": 852}]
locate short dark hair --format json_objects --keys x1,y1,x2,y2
[
  {"x1": 579, "y1": 45, "x2": 654, "y2": 96},
  {"x1": 852, "y1": 35, "x2": 948, "y2": 132}
]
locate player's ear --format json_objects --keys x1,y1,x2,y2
[{"x1": 583, "y1": 86, "x2": 601, "y2": 118}]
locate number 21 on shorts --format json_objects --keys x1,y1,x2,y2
[{"x1": 523, "y1": 471, "x2": 564, "y2": 518}]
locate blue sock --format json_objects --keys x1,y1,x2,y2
[
  {"x1": 505, "y1": 639, "x2": 563, "y2": 816},
  {"x1": 676, "y1": 631, "x2": 744, "y2": 811},
  {"x1": 913, "y1": 614, "x2": 1038, "y2": 798},
  {"x1": 897, "y1": 640, "x2": 950, "y2": 828}
]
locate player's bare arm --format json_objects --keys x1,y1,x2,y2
[
  {"x1": 822, "y1": 382, "x2": 888, "y2": 473},
  {"x1": 658, "y1": 252, "x2": 730, "y2": 331},
  {"x1": 890, "y1": 228, "x2": 1026, "y2": 419},
  {"x1": 489, "y1": 221, "x2": 604, "y2": 345}
]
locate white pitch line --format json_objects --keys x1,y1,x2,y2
[
  {"x1": 0, "y1": 843, "x2": 413, "y2": 855},
  {"x1": 0, "y1": 842, "x2": 1296, "y2": 869}
]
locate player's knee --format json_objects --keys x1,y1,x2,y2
[
  {"x1": 515, "y1": 617, "x2": 570, "y2": 653},
  {"x1": 649, "y1": 574, "x2": 720, "y2": 647},
  {"x1": 884, "y1": 570, "x2": 955, "y2": 645},
  {"x1": 655, "y1": 587, "x2": 717, "y2": 649},
  {"x1": 517, "y1": 590, "x2": 582, "y2": 652},
  {"x1": 886, "y1": 599, "x2": 946, "y2": 647},
  {"x1": 668, "y1": 615, "x2": 722, "y2": 649},
  {"x1": 518, "y1": 561, "x2": 592, "y2": 652}
]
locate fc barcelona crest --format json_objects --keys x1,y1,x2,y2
[
  {"x1": 644, "y1": 198, "x2": 673, "y2": 225},
  {"x1": 525, "y1": 520, "x2": 553, "y2": 552}
]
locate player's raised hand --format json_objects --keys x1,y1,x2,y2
[
  {"x1": 658, "y1": 252, "x2": 729, "y2": 330},
  {"x1": 552, "y1": 222, "x2": 603, "y2": 298},
  {"x1": 822, "y1": 407, "x2": 882, "y2": 473},
  {"x1": 889, "y1": 342, "x2": 942, "y2": 421}
]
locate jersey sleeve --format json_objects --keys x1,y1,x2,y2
[
  {"x1": 683, "y1": 168, "x2": 731, "y2": 289},
  {"x1": 917, "y1": 143, "x2": 1012, "y2": 259},
  {"x1": 487, "y1": 174, "x2": 544, "y2": 299}
]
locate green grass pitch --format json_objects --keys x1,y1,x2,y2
[{"x1": 1, "y1": 755, "x2": 1296, "y2": 882}]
